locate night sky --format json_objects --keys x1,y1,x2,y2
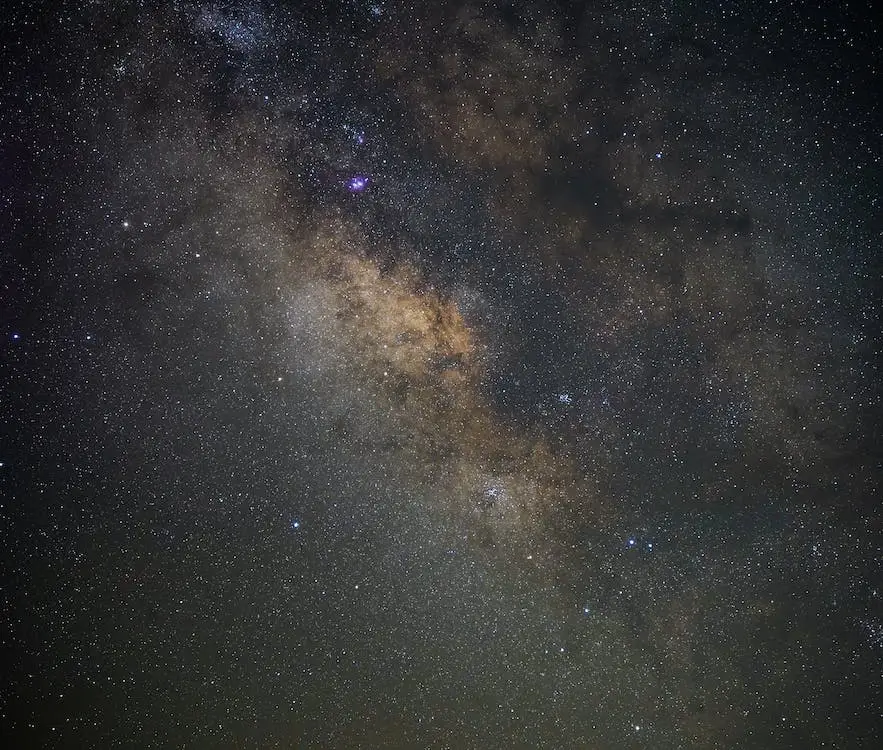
[{"x1": 2, "y1": 1, "x2": 881, "y2": 747}]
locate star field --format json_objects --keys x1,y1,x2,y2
[{"x1": 1, "y1": 1, "x2": 881, "y2": 748}]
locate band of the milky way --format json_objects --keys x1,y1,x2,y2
[{"x1": 1, "y1": 1, "x2": 880, "y2": 748}]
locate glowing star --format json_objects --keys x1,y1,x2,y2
[{"x1": 345, "y1": 175, "x2": 370, "y2": 193}]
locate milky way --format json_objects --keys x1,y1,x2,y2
[{"x1": 2, "y1": 1, "x2": 880, "y2": 748}]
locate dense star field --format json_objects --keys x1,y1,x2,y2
[{"x1": 1, "y1": 1, "x2": 880, "y2": 747}]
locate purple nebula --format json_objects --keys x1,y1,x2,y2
[{"x1": 345, "y1": 175, "x2": 370, "y2": 193}]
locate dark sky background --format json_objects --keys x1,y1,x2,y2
[{"x1": 2, "y1": 1, "x2": 881, "y2": 748}]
